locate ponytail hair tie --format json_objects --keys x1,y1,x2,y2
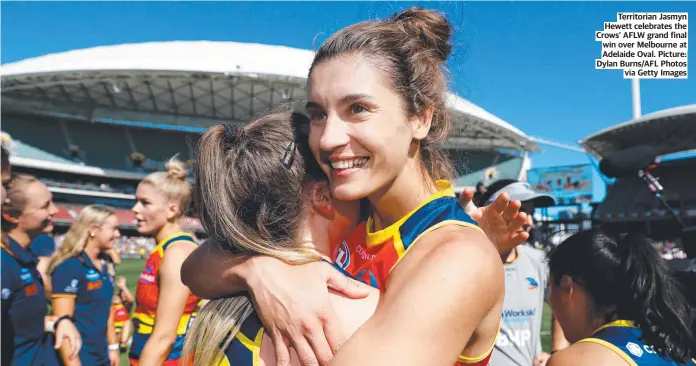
[{"x1": 222, "y1": 124, "x2": 245, "y2": 151}]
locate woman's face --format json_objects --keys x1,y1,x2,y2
[
  {"x1": 307, "y1": 54, "x2": 428, "y2": 201},
  {"x1": 92, "y1": 214, "x2": 121, "y2": 251},
  {"x1": 547, "y1": 272, "x2": 593, "y2": 343},
  {"x1": 18, "y1": 181, "x2": 57, "y2": 237},
  {"x1": 132, "y1": 183, "x2": 171, "y2": 236},
  {"x1": 1, "y1": 166, "x2": 10, "y2": 206}
]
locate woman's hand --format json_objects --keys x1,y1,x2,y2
[
  {"x1": 247, "y1": 257, "x2": 371, "y2": 366},
  {"x1": 54, "y1": 318, "x2": 82, "y2": 361},
  {"x1": 459, "y1": 187, "x2": 529, "y2": 255}
]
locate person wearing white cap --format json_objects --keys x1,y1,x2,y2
[{"x1": 480, "y1": 179, "x2": 569, "y2": 366}]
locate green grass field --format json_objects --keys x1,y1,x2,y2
[{"x1": 117, "y1": 259, "x2": 553, "y2": 365}]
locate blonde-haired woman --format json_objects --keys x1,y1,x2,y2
[
  {"x1": 48, "y1": 204, "x2": 121, "y2": 366},
  {"x1": 129, "y1": 158, "x2": 201, "y2": 366},
  {"x1": 2, "y1": 173, "x2": 81, "y2": 366}
]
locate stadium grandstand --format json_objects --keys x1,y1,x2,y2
[
  {"x1": 1, "y1": 41, "x2": 540, "y2": 240},
  {"x1": 580, "y1": 104, "x2": 696, "y2": 255}
]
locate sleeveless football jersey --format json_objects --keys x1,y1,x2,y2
[
  {"x1": 112, "y1": 303, "x2": 130, "y2": 335},
  {"x1": 576, "y1": 320, "x2": 696, "y2": 365},
  {"x1": 220, "y1": 181, "x2": 496, "y2": 366},
  {"x1": 129, "y1": 232, "x2": 201, "y2": 363},
  {"x1": 333, "y1": 180, "x2": 495, "y2": 365}
]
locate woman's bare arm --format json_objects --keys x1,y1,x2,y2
[{"x1": 329, "y1": 226, "x2": 504, "y2": 366}]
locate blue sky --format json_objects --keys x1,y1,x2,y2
[{"x1": 2, "y1": 1, "x2": 694, "y2": 201}]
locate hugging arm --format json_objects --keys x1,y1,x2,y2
[{"x1": 181, "y1": 243, "x2": 370, "y2": 366}]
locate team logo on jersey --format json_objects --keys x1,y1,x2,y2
[
  {"x1": 335, "y1": 241, "x2": 351, "y2": 270},
  {"x1": 626, "y1": 342, "x2": 643, "y2": 357},
  {"x1": 1, "y1": 288, "x2": 10, "y2": 300},
  {"x1": 526, "y1": 277, "x2": 539, "y2": 290},
  {"x1": 64, "y1": 279, "x2": 79, "y2": 293},
  {"x1": 355, "y1": 268, "x2": 379, "y2": 288}
]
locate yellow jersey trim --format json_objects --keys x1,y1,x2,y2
[
  {"x1": 366, "y1": 180, "x2": 455, "y2": 247},
  {"x1": 153, "y1": 232, "x2": 196, "y2": 257},
  {"x1": 576, "y1": 338, "x2": 638, "y2": 366},
  {"x1": 458, "y1": 321, "x2": 500, "y2": 363},
  {"x1": 593, "y1": 319, "x2": 637, "y2": 334},
  {"x1": 231, "y1": 325, "x2": 264, "y2": 366},
  {"x1": 389, "y1": 219, "x2": 483, "y2": 275}
]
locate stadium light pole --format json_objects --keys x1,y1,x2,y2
[{"x1": 632, "y1": 78, "x2": 641, "y2": 119}]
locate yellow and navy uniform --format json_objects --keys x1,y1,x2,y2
[
  {"x1": 577, "y1": 320, "x2": 696, "y2": 365},
  {"x1": 129, "y1": 232, "x2": 201, "y2": 365},
  {"x1": 218, "y1": 314, "x2": 264, "y2": 365},
  {"x1": 219, "y1": 181, "x2": 496, "y2": 365}
]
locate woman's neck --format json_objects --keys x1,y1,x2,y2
[
  {"x1": 298, "y1": 216, "x2": 333, "y2": 260},
  {"x1": 83, "y1": 242, "x2": 103, "y2": 266},
  {"x1": 7, "y1": 229, "x2": 34, "y2": 249},
  {"x1": 155, "y1": 221, "x2": 183, "y2": 243},
  {"x1": 369, "y1": 166, "x2": 438, "y2": 231}
]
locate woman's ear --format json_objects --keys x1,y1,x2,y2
[
  {"x1": 311, "y1": 181, "x2": 334, "y2": 217},
  {"x1": 1, "y1": 211, "x2": 19, "y2": 225},
  {"x1": 560, "y1": 275, "x2": 575, "y2": 302}
]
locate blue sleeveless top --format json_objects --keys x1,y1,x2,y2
[{"x1": 577, "y1": 320, "x2": 696, "y2": 365}]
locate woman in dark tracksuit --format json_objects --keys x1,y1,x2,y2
[{"x1": 1, "y1": 173, "x2": 81, "y2": 365}]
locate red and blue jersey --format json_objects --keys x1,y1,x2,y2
[
  {"x1": 112, "y1": 303, "x2": 130, "y2": 335},
  {"x1": 130, "y1": 232, "x2": 201, "y2": 363},
  {"x1": 333, "y1": 180, "x2": 495, "y2": 365}
]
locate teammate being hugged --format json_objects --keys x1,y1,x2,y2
[
  {"x1": 129, "y1": 157, "x2": 200, "y2": 366},
  {"x1": 547, "y1": 229, "x2": 696, "y2": 366},
  {"x1": 1, "y1": 173, "x2": 81, "y2": 365},
  {"x1": 47, "y1": 204, "x2": 121, "y2": 366}
]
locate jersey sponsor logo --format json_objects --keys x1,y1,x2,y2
[
  {"x1": 355, "y1": 245, "x2": 376, "y2": 261},
  {"x1": 20, "y1": 268, "x2": 34, "y2": 284},
  {"x1": 86, "y1": 269, "x2": 100, "y2": 281},
  {"x1": 24, "y1": 283, "x2": 38, "y2": 297},
  {"x1": 87, "y1": 280, "x2": 103, "y2": 291},
  {"x1": 1, "y1": 288, "x2": 10, "y2": 300},
  {"x1": 335, "y1": 241, "x2": 351, "y2": 270},
  {"x1": 526, "y1": 277, "x2": 539, "y2": 290},
  {"x1": 139, "y1": 263, "x2": 156, "y2": 284},
  {"x1": 626, "y1": 342, "x2": 643, "y2": 357},
  {"x1": 501, "y1": 308, "x2": 536, "y2": 322},
  {"x1": 496, "y1": 329, "x2": 532, "y2": 348}
]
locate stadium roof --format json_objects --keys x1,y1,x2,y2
[
  {"x1": 1, "y1": 41, "x2": 539, "y2": 152},
  {"x1": 580, "y1": 104, "x2": 696, "y2": 158}
]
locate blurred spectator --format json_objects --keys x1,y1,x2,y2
[{"x1": 479, "y1": 179, "x2": 568, "y2": 366}]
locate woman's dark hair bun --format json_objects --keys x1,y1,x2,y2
[{"x1": 391, "y1": 7, "x2": 453, "y2": 63}]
